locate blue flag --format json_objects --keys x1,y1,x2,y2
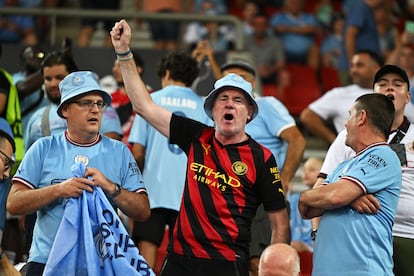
[{"x1": 44, "y1": 162, "x2": 154, "y2": 276}]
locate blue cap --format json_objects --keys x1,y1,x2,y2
[
  {"x1": 0, "y1": 118, "x2": 15, "y2": 153},
  {"x1": 57, "y1": 71, "x2": 112, "y2": 118},
  {"x1": 204, "y1": 73, "x2": 258, "y2": 122}
]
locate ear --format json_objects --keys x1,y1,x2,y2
[
  {"x1": 247, "y1": 105, "x2": 254, "y2": 122},
  {"x1": 406, "y1": 90, "x2": 411, "y2": 105},
  {"x1": 357, "y1": 110, "x2": 367, "y2": 126},
  {"x1": 61, "y1": 104, "x2": 70, "y2": 119}
]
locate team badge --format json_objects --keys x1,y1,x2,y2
[
  {"x1": 232, "y1": 161, "x2": 248, "y2": 175},
  {"x1": 94, "y1": 230, "x2": 109, "y2": 261},
  {"x1": 72, "y1": 74, "x2": 85, "y2": 86},
  {"x1": 75, "y1": 155, "x2": 89, "y2": 166}
]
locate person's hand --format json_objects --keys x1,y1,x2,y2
[
  {"x1": 350, "y1": 194, "x2": 380, "y2": 214},
  {"x1": 110, "y1": 19, "x2": 132, "y2": 53},
  {"x1": 192, "y1": 40, "x2": 212, "y2": 62},
  {"x1": 84, "y1": 167, "x2": 114, "y2": 195},
  {"x1": 55, "y1": 177, "x2": 94, "y2": 198}
]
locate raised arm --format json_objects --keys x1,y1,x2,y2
[{"x1": 110, "y1": 19, "x2": 172, "y2": 138}]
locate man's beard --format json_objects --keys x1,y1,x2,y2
[{"x1": 47, "y1": 94, "x2": 61, "y2": 105}]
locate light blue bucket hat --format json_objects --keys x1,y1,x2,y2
[
  {"x1": 57, "y1": 71, "x2": 112, "y2": 118},
  {"x1": 204, "y1": 73, "x2": 258, "y2": 122},
  {"x1": 0, "y1": 118, "x2": 15, "y2": 153}
]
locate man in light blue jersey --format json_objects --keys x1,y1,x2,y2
[
  {"x1": 299, "y1": 93, "x2": 401, "y2": 275},
  {"x1": 0, "y1": 118, "x2": 20, "y2": 274},
  {"x1": 7, "y1": 71, "x2": 150, "y2": 275},
  {"x1": 21, "y1": 51, "x2": 123, "y2": 262},
  {"x1": 24, "y1": 51, "x2": 123, "y2": 150},
  {"x1": 128, "y1": 51, "x2": 210, "y2": 269}
]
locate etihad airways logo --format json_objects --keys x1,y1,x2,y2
[{"x1": 190, "y1": 162, "x2": 241, "y2": 190}]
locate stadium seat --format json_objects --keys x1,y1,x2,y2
[
  {"x1": 282, "y1": 64, "x2": 321, "y2": 116},
  {"x1": 320, "y1": 66, "x2": 341, "y2": 93}
]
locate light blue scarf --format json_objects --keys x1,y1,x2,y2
[{"x1": 44, "y1": 162, "x2": 154, "y2": 276}]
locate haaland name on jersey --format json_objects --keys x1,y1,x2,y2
[{"x1": 160, "y1": 97, "x2": 197, "y2": 109}]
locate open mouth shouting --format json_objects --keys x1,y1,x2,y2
[
  {"x1": 386, "y1": 94, "x2": 394, "y2": 101},
  {"x1": 224, "y1": 113, "x2": 234, "y2": 121}
]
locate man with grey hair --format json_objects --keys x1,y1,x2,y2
[{"x1": 111, "y1": 19, "x2": 290, "y2": 276}]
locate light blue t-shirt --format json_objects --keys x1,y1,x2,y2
[
  {"x1": 337, "y1": 0, "x2": 380, "y2": 70},
  {"x1": 24, "y1": 103, "x2": 122, "y2": 149},
  {"x1": 12, "y1": 133, "x2": 144, "y2": 264},
  {"x1": 287, "y1": 192, "x2": 313, "y2": 250},
  {"x1": 128, "y1": 85, "x2": 209, "y2": 211},
  {"x1": 245, "y1": 96, "x2": 295, "y2": 169},
  {"x1": 313, "y1": 143, "x2": 401, "y2": 276},
  {"x1": 270, "y1": 12, "x2": 318, "y2": 56}
]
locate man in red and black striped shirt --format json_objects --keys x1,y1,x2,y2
[{"x1": 111, "y1": 19, "x2": 290, "y2": 276}]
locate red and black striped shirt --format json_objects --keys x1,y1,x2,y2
[{"x1": 169, "y1": 114, "x2": 286, "y2": 262}]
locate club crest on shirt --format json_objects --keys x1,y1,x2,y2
[
  {"x1": 75, "y1": 155, "x2": 89, "y2": 166},
  {"x1": 232, "y1": 161, "x2": 248, "y2": 176}
]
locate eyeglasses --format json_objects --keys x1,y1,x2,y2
[
  {"x1": 0, "y1": 149, "x2": 15, "y2": 172},
  {"x1": 72, "y1": 100, "x2": 107, "y2": 111}
]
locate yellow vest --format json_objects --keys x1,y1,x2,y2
[{"x1": 0, "y1": 68, "x2": 23, "y2": 174}]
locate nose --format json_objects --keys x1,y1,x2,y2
[
  {"x1": 224, "y1": 99, "x2": 235, "y2": 108},
  {"x1": 51, "y1": 78, "x2": 61, "y2": 87}
]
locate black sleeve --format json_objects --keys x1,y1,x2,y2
[
  {"x1": 169, "y1": 113, "x2": 207, "y2": 154},
  {"x1": 256, "y1": 154, "x2": 287, "y2": 211}
]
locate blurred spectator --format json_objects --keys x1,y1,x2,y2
[
  {"x1": 12, "y1": 44, "x2": 48, "y2": 134},
  {"x1": 241, "y1": 0, "x2": 260, "y2": 36},
  {"x1": 0, "y1": 0, "x2": 38, "y2": 45},
  {"x1": 387, "y1": 34, "x2": 414, "y2": 92},
  {"x1": 320, "y1": 12, "x2": 345, "y2": 69},
  {"x1": 0, "y1": 43, "x2": 23, "y2": 173},
  {"x1": 270, "y1": 0, "x2": 320, "y2": 69},
  {"x1": 192, "y1": 0, "x2": 227, "y2": 14},
  {"x1": 374, "y1": 6, "x2": 399, "y2": 60},
  {"x1": 183, "y1": 0, "x2": 233, "y2": 52},
  {"x1": 111, "y1": 50, "x2": 152, "y2": 152},
  {"x1": 136, "y1": 0, "x2": 189, "y2": 51},
  {"x1": 338, "y1": 0, "x2": 381, "y2": 85},
  {"x1": 315, "y1": 0, "x2": 334, "y2": 31},
  {"x1": 0, "y1": 42, "x2": 24, "y2": 264},
  {"x1": 245, "y1": 13, "x2": 290, "y2": 95},
  {"x1": 385, "y1": 31, "x2": 414, "y2": 120},
  {"x1": 300, "y1": 50, "x2": 382, "y2": 144},
  {"x1": 288, "y1": 157, "x2": 322, "y2": 253},
  {"x1": 77, "y1": 0, "x2": 120, "y2": 48},
  {"x1": 191, "y1": 39, "x2": 222, "y2": 81}
]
